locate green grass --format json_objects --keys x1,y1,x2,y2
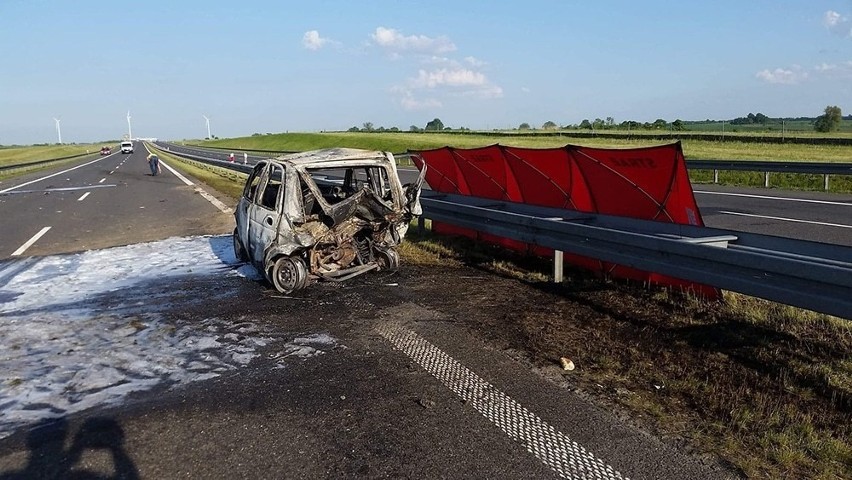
[
  {"x1": 191, "y1": 132, "x2": 852, "y2": 162},
  {"x1": 190, "y1": 132, "x2": 852, "y2": 192},
  {"x1": 0, "y1": 144, "x2": 110, "y2": 167}
]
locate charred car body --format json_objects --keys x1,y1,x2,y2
[{"x1": 233, "y1": 148, "x2": 424, "y2": 293}]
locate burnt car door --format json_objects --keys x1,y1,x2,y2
[{"x1": 246, "y1": 163, "x2": 285, "y2": 267}]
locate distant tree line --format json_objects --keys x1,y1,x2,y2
[
  {"x1": 343, "y1": 106, "x2": 845, "y2": 135},
  {"x1": 347, "y1": 118, "x2": 471, "y2": 133}
]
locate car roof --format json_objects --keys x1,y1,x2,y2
[{"x1": 269, "y1": 148, "x2": 391, "y2": 167}]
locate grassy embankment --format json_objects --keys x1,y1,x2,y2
[
  {"x1": 0, "y1": 144, "x2": 113, "y2": 182},
  {"x1": 175, "y1": 132, "x2": 850, "y2": 478},
  {"x1": 192, "y1": 131, "x2": 852, "y2": 193}
]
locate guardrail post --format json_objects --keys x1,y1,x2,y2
[
  {"x1": 553, "y1": 250, "x2": 564, "y2": 283},
  {"x1": 764, "y1": 172, "x2": 770, "y2": 188},
  {"x1": 824, "y1": 174, "x2": 830, "y2": 191},
  {"x1": 713, "y1": 169, "x2": 719, "y2": 184}
]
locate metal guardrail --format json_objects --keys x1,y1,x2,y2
[
  {"x1": 156, "y1": 143, "x2": 852, "y2": 319},
  {"x1": 687, "y1": 160, "x2": 852, "y2": 190},
  {"x1": 419, "y1": 192, "x2": 852, "y2": 319},
  {"x1": 0, "y1": 150, "x2": 106, "y2": 172}
]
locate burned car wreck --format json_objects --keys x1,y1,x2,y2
[{"x1": 233, "y1": 148, "x2": 424, "y2": 293}]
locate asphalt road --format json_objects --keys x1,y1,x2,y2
[
  {"x1": 0, "y1": 143, "x2": 738, "y2": 478},
  {"x1": 0, "y1": 142, "x2": 234, "y2": 259},
  {"x1": 0, "y1": 262, "x2": 734, "y2": 479},
  {"x1": 693, "y1": 185, "x2": 852, "y2": 246}
]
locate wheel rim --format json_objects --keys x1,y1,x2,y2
[
  {"x1": 273, "y1": 257, "x2": 306, "y2": 293},
  {"x1": 377, "y1": 248, "x2": 399, "y2": 271}
]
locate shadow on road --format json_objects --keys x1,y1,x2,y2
[{"x1": 0, "y1": 417, "x2": 139, "y2": 480}]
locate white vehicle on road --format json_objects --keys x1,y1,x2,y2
[{"x1": 120, "y1": 141, "x2": 134, "y2": 153}]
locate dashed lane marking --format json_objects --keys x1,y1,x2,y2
[
  {"x1": 11, "y1": 226, "x2": 52, "y2": 257},
  {"x1": 77, "y1": 192, "x2": 90, "y2": 202},
  {"x1": 377, "y1": 322, "x2": 628, "y2": 480},
  {"x1": 144, "y1": 145, "x2": 233, "y2": 214},
  {"x1": 0, "y1": 158, "x2": 107, "y2": 194},
  {"x1": 99, "y1": 178, "x2": 106, "y2": 183},
  {"x1": 696, "y1": 190, "x2": 852, "y2": 207},
  {"x1": 718, "y1": 210, "x2": 852, "y2": 229}
]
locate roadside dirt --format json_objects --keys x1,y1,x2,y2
[{"x1": 378, "y1": 240, "x2": 851, "y2": 480}]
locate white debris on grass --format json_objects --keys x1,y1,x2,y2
[{"x1": 0, "y1": 235, "x2": 337, "y2": 440}]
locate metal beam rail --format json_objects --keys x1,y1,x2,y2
[
  {"x1": 155, "y1": 143, "x2": 852, "y2": 319},
  {"x1": 687, "y1": 160, "x2": 852, "y2": 190},
  {"x1": 419, "y1": 191, "x2": 852, "y2": 319},
  {"x1": 0, "y1": 150, "x2": 108, "y2": 172},
  {"x1": 155, "y1": 141, "x2": 851, "y2": 189}
]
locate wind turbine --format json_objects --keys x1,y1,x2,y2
[
  {"x1": 202, "y1": 114, "x2": 211, "y2": 139},
  {"x1": 53, "y1": 117, "x2": 62, "y2": 144},
  {"x1": 127, "y1": 111, "x2": 133, "y2": 140}
]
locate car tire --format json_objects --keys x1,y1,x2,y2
[
  {"x1": 271, "y1": 256, "x2": 307, "y2": 294},
  {"x1": 233, "y1": 229, "x2": 248, "y2": 262},
  {"x1": 376, "y1": 248, "x2": 400, "y2": 271}
]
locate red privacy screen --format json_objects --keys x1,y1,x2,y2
[{"x1": 411, "y1": 142, "x2": 716, "y2": 296}]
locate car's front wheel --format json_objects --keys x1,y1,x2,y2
[
  {"x1": 271, "y1": 256, "x2": 307, "y2": 294},
  {"x1": 233, "y1": 229, "x2": 248, "y2": 262}
]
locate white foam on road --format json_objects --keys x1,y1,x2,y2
[{"x1": 0, "y1": 235, "x2": 337, "y2": 440}]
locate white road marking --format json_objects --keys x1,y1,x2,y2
[
  {"x1": 696, "y1": 190, "x2": 852, "y2": 207},
  {"x1": 144, "y1": 145, "x2": 234, "y2": 214},
  {"x1": 12, "y1": 226, "x2": 52, "y2": 257},
  {"x1": 377, "y1": 322, "x2": 627, "y2": 480},
  {"x1": 718, "y1": 210, "x2": 852, "y2": 229},
  {"x1": 77, "y1": 192, "x2": 90, "y2": 201},
  {"x1": 99, "y1": 178, "x2": 106, "y2": 183},
  {"x1": 158, "y1": 160, "x2": 194, "y2": 186},
  {"x1": 0, "y1": 185, "x2": 116, "y2": 196},
  {"x1": 0, "y1": 157, "x2": 107, "y2": 194}
]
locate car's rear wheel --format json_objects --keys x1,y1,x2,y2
[
  {"x1": 376, "y1": 247, "x2": 400, "y2": 271},
  {"x1": 233, "y1": 229, "x2": 248, "y2": 262},
  {"x1": 271, "y1": 256, "x2": 307, "y2": 294}
]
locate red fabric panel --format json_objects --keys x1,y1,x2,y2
[
  {"x1": 502, "y1": 146, "x2": 594, "y2": 210},
  {"x1": 570, "y1": 143, "x2": 703, "y2": 225},
  {"x1": 412, "y1": 148, "x2": 468, "y2": 195},
  {"x1": 411, "y1": 143, "x2": 717, "y2": 297},
  {"x1": 448, "y1": 146, "x2": 515, "y2": 201}
]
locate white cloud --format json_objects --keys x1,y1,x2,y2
[
  {"x1": 400, "y1": 95, "x2": 443, "y2": 110},
  {"x1": 302, "y1": 30, "x2": 332, "y2": 50},
  {"x1": 465, "y1": 56, "x2": 487, "y2": 67},
  {"x1": 814, "y1": 60, "x2": 852, "y2": 77},
  {"x1": 412, "y1": 68, "x2": 487, "y2": 88},
  {"x1": 823, "y1": 10, "x2": 852, "y2": 37},
  {"x1": 755, "y1": 65, "x2": 808, "y2": 85},
  {"x1": 521, "y1": 87, "x2": 531, "y2": 93},
  {"x1": 373, "y1": 27, "x2": 501, "y2": 108},
  {"x1": 371, "y1": 27, "x2": 456, "y2": 54}
]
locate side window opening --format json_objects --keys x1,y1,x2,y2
[
  {"x1": 259, "y1": 164, "x2": 284, "y2": 211},
  {"x1": 244, "y1": 165, "x2": 265, "y2": 202}
]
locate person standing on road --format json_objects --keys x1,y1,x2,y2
[
  {"x1": 146, "y1": 153, "x2": 161, "y2": 176},
  {"x1": 229, "y1": 152, "x2": 235, "y2": 163},
  {"x1": 243, "y1": 152, "x2": 248, "y2": 165}
]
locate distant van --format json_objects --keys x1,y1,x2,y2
[{"x1": 120, "y1": 141, "x2": 134, "y2": 153}]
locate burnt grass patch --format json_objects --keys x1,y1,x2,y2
[{"x1": 400, "y1": 229, "x2": 851, "y2": 479}]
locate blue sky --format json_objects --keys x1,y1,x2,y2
[{"x1": 1, "y1": 1, "x2": 851, "y2": 144}]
